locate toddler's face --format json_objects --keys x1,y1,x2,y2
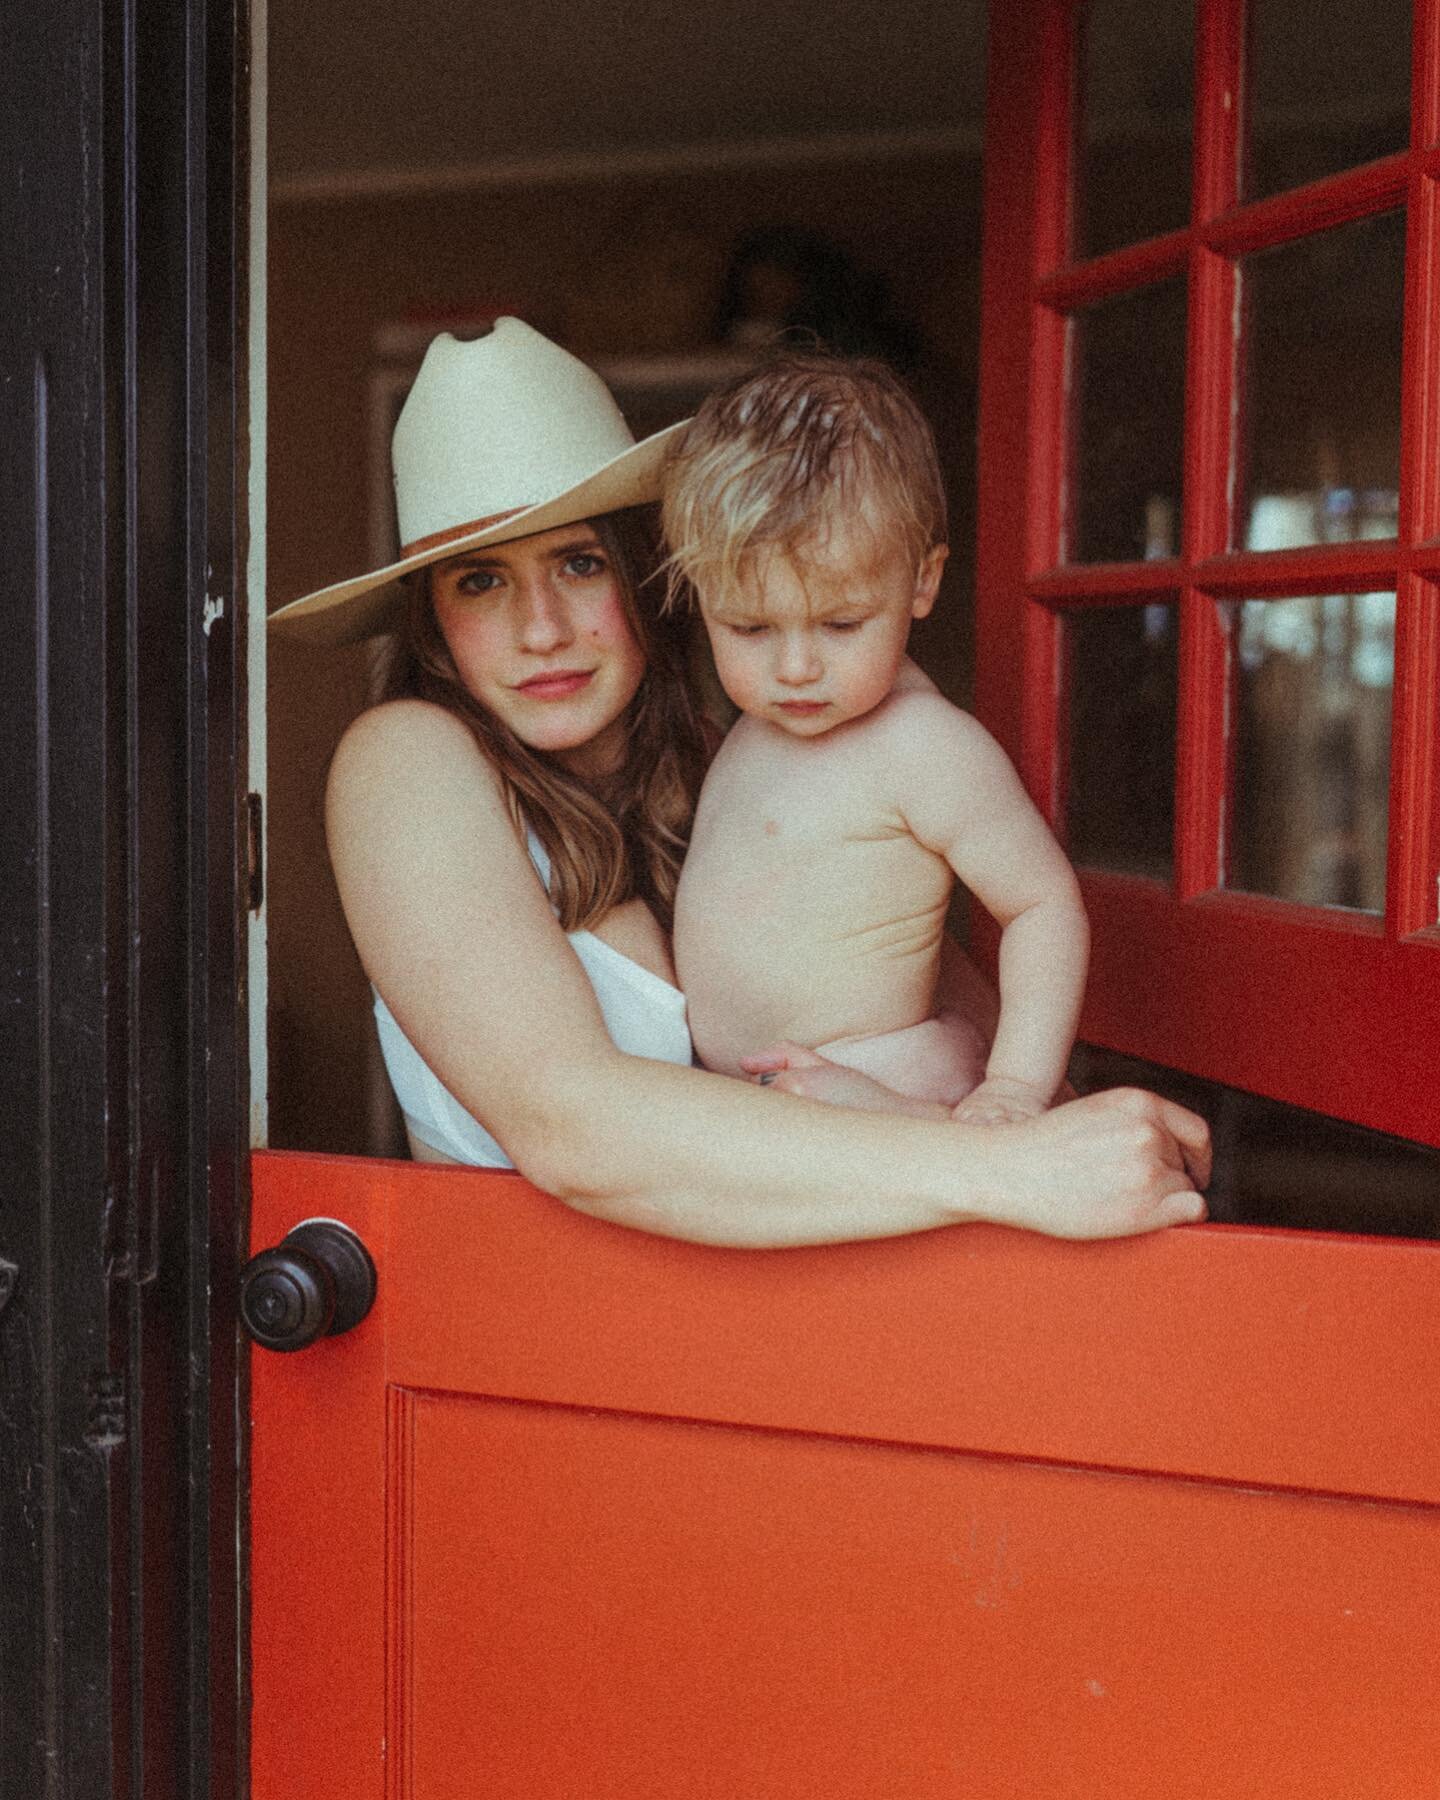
[{"x1": 698, "y1": 513, "x2": 945, "y2": 738}]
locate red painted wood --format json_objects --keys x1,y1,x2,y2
[
  {"x1": 250, "y1": 1152, "x2": 1440, "y2": 1798},
  {"x1": 1389, "y1": 574, "x2": 1440, "y2": 935},
  {"x1": 1030, "y1": 562, "x2": 1184, "y2": 603},
  {"x1": 1036, "y1": 230, "x2": 1190, "y2": 307},
  {"x1": 1419, "y1": 0, "x2": 1440, "y2": 152},
  {"x1": 249, "y1": 1177, "x2": 390, "y2": 1800},
  {"x1": 1206, "y1": 153, "x2": 1412, "y2": 257},
  {"x1": 976, "y1": 0, "x2": 1440, "y2": 1138},
  {"x1": 406, "y1": 1401, "x2": 1438, "y2": 1800},
  {"x1": 1192, "y1": 540, "x2": 1402, "y2": 595},
  {"x1": 1194, "y1": 0, "x2": 1243, "y2": 224},
  {"x1": 974, "y1": 0, "x2": 1044, "y2": 772},
  {"x1": 1391, "y1": 169, "x2": 1440, "y2": 934},
  {"x1": 1081, "y1": 873, "x2": 1440, "y2": 1143}
]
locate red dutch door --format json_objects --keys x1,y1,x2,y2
[{"x1": 252, "y1": 3, "x2": 1440, "y2": 1794}]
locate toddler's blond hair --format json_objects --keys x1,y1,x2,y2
[{"x1": 662, "y1": 351, "x2": 947, "y2": 608}]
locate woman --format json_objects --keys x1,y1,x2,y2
[{"x1": 271, "y1": 319, "x2": 1209, "y2": 1247}]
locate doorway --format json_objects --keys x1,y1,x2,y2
[{"x1": 261, "y1": 0, "x2": 989, "y2": 1156}]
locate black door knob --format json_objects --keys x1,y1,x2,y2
[{"x1": 240, "y1": 1219, "x2": 376, "y2": 1353}]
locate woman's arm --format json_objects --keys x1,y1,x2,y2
[{"x1": 328, "y1": 701, "x2": 1207, "y2": 1249}]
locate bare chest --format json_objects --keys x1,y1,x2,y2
[{"x1": 678, "y1": 731, "x2": 947, "y2": 934}]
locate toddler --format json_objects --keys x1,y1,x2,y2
[{"x1": 663, "y1": 353, "x2": 1087, "y2": 1125}]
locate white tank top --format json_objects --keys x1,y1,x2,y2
[{"x1": 373, "y1": 830, "x2": 692, "y2": 1166}]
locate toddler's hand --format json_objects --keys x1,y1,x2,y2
[
  {"x1": 952, "y1": 1075, "x2": 1049, "y2": 1127},
  {"x1": 740, "y1": 1043, "x2": 912, "y2": 1114}
]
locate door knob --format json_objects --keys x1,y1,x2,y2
[{"x1": 241, "y1": 1218, "x2": 376, "y2": 1352}]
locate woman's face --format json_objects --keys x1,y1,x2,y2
[{"x1": 430, "y1": 522, "x2": 647, "y2": 780}]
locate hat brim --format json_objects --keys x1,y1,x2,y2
[{"x1": 268, "y1": 419, "x2": 687, "y2": 646}]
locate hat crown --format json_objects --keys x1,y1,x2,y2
[{"x1": 392, "y1": 320, "x2": 636, "y2": 549}]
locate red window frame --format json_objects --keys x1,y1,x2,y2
[{"x1": 976, "y1": 0, "x2": 1440, "y2": 1146}]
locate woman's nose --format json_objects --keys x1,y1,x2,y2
[
  {"x1": 515, "y1": 578, "x2": 572, "y2": 653},
  {"x1": 774, "y1": 632, "x2": 822, "y2": 684}
]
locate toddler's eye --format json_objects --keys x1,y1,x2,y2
[
  {"x1": 726, "y1": 623, "x2": 768, "y2": 638},
  {"x1": 824, "y1": 619, "x2": 865, "y2": 633}
]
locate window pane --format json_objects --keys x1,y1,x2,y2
[
  {"x1": 1070, "y1": 277, "x2": 1187, "y2": 564},
  {"x1": 1072, "y1": 1043, "x2": 1440, "y2": 1239},
  {"x1": 1247, "y1": 0, "x2": 1411, "y2": 201},
  {"x1": 1239, "y1": 211, "x2": 1405, "y2": 554},
  {"x1": 1065, "y1": 603, "x2": 1178, "y2": 881},
  {"x1": 1226, "y1": 593, "x2": 1394, "y2": 911},
  {"x1": 1076, "y1": 0, "x2": 1193, "y2": 259}
]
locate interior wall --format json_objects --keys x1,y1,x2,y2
[{"x1": 267, "y1": 153, "x2": 985, "y2": 1152}]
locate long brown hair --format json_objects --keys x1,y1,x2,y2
[{"x1": 386, "y1": 505, "x2": 707, "y2": 933}]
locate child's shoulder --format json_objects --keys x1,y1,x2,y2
[{"x1": 880, "y1": 662, "x2": 994, "y2": 753}]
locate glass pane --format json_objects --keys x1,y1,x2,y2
[
  {"x1": 1248, "y1": 0, "x2": 1412, "y2": 201},
  {"x1": 1070, "y1": 277, "x2": 1187, "y2": 564},
  {"x1": 1071, "y1": 1043, "x2": 1440, "y2": 1239},
  {"x1": 1227, "y1": 592, "x2": 1394, "y2": 911},
  {"x1": 1240, "y1": 211, "x2": 1405, "y2": 554},
  {"x1": 1065, "y1": 603, "x2": 1178, "y2": 880},
  {"x1": 1077, "y1": 0, "x2": 1193, "y2": 258}
]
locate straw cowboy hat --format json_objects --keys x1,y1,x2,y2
[{"x1": 268, "y1": 318, "x2": 688, "y2": 644}]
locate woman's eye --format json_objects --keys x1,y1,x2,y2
[
  {"x1": 455, "y1": 569, "x2": 499, "y2": 596},
  {"x1": 565, "y1": 552, "x2": 606, "y2": 578}
]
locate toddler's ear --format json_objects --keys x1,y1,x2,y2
[{"x1": 911, "y1": 544, "x2": 949, "y2": 618}]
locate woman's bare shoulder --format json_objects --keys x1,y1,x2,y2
[
  {"x1": 325, "y1": 699, "x2": 517, "y2": 881},
  {"x1": 328, "y1": 699, "x2": 508, "y2": 821},
  {"x1": 330, "y1": 697, "x2": 491, "y2": 786}
]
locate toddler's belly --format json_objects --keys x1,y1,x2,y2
[
  {"x1": 683, "y1": 945, "x2": 941, "y2": 1079},
  {"x1": 674, "y1": 837, "x2": 951, "y2": 1077}
]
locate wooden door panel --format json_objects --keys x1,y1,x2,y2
[
  {"x1": 251, "y1": 1152, "x2": 1440, "y2": 1799},
  {"x1": 1082, "y1": 876, "x2": 1440, "y2": 1144},
  {"x1": 284, "y1": 1151, "x2": 1440, "y2": 1503},
  {"x1": 397, "y1": 1392, "x2": 1439, "y2": 1800}
]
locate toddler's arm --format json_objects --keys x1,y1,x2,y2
[{"x1": 896, "y1": 698, "x2": 1088, "y2": 1124}]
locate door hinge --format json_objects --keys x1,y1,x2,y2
[{"x1": 246, "y1": 790, "x2": 264, "y2": 914}]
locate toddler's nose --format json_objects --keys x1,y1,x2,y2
[{"x1": 774, "y1": 632, "x2": 822, "y2": 685}]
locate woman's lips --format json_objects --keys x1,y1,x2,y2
[{"x1": 516, "y1": 669, "x2": 595, "y2": 700}]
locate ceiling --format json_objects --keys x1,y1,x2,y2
[{"x1": 268, "y1": 0, "x2": 991, "y2": 197}]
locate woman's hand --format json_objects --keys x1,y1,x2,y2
[
  {"x1": 739, "y1": 1042, "x2": 939, "y2": 1115},
  {"x1": 985, "y1": 1088, "x2": 1210, "y2": 1240}
]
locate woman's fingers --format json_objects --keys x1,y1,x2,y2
[
  {"x1": 1103, "y1": 1086, "x2": 1213, "y2": 1190},
  {"x1": 1161, "y1": 1187, "x2": 1208, "y2": 1226},
  {"x1": 997, "y1": 1089, "x2": 1212, "y2": 1239}
]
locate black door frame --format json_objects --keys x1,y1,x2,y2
[{"x1": 1, "y1": 0, "x2": 249, "y2": 1793}]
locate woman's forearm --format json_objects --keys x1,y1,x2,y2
[
  {"x1": 510, "y1": 1048, "x2": 1206, "y2": 1249},
  {"x1": 514, "y1": 1052, "x2": 971, "y2": 1246}
]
